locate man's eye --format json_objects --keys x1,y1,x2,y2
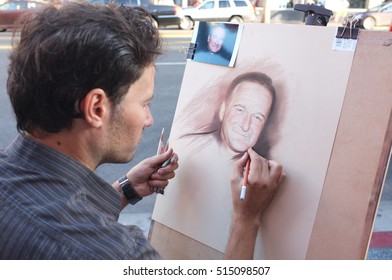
[{"x1": 254, "y1": 115, "x2": 264, "y2": 122}]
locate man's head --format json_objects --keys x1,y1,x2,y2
[
  {"x1": 219, "y1": 72, "x2": 276, "y2": 154},
  {"x1": 7, "y1": 2, "x2": 161, "y2": 134},
  {"x1": 207, "y1": 24, "x2": 226, "y2": 53}
]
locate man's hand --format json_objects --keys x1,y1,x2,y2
[
  {"x1": 113, "y1": 148, "x2": 179, "y2": 209},
  {"x1": 231, "y1": 148, "x2": 284, "y2": 224},
  {"x1": 127, "y1": 148, "x2": 179, "y2": 197},
  {"x1": 225, "y1": 148, "x2": 285, "y2": 259}
]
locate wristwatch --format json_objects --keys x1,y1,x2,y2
[{"x1": 118, "y1": 175, "x2": 142, "y2": 205}]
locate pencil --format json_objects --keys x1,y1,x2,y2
[
  {"x1": 240, "y1": 159, "x2": 250, "y2": 200},
  {"x1": 152, "y1": 128, "x2": 166, "y2": 195},
  {"x1": 156, "y1": 128, "x2": 164, "y2": 155}
]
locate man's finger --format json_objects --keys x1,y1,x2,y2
[{"x1": 268, "y1": 160, "x2": 284, "y2": 184}]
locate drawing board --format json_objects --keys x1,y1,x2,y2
[{"x1": 150, "y1": 23, "x2": 392, "y2": 259}]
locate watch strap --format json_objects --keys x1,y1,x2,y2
[{"x1": 118, "y1": 176, "x2": 142, "y2": 205}]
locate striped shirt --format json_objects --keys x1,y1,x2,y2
[{"x1": 0, "y1": 134, "x2": 160, "y2": 259}]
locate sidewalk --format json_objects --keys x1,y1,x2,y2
[{"x1": 118, "y1": 212, "x2": 152, "y2": 236}]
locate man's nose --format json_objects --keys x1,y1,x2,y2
[
  {"x1": 240, "y1": 114, "x2": 251, "y2": 131},
  {"x1": 145, "y1": 107, "x2": 154, "y2": 127}
]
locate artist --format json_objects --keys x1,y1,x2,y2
[{"x1": 0, "y1": 2, "x2": 285, "y2": 260}]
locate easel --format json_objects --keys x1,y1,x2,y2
[{"x1": 149, "y1": 11, "x2": 392, "y2": 259}]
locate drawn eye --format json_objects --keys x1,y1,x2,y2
[
  {"x1": 234, "y1": 106, "x2": 244, "y2": 113},
  {"x1": 254, "y1": 115, "x2": 263, "y2": 122}
]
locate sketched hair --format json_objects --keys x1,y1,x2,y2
[{"x1": 224, "y1": 71, "x2": 276, "y2": 115}]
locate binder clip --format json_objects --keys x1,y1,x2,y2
[
  {"x1": 179, "y1": 43, "x2": 197, "y2": 59},
  {"x1": 294, "y1": 3, "x2": 333, "y2": 26},
  {"x1": 336, "y1": 13, "x2": 359, "y2": 40}
]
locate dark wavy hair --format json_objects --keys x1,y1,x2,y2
[{"x1": 7, "y1": 2, "x2": 162, "y2": 133}]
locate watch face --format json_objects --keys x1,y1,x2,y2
[{"x1": 119, "y1": 176, "x2": 142, "y2": 205}]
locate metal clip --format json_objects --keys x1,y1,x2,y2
[
  {"x1": 337, "y1": 13, "x2": 359, "y2": 40},
  {"x1": 179, "y1": 43, "x2": 198, "y2": 59}
]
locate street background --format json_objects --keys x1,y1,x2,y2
[{"x1": 0, "y1": 22, "x2": 390, "y2": 259}]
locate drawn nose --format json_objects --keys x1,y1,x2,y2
[{"x1": 240, "y1": 114, "x2": 251, "y2": 132}]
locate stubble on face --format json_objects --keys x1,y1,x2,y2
[{"x1": 100, "y1": 66, "x2": 155, "y2": 165}]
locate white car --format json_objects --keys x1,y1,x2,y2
[{"x1": 180, "y1": 0, "x2": 256, "y2": 30}]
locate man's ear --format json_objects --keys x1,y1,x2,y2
[{"x1": 80, "y1": 88, "x2": 109, "y2": 128}]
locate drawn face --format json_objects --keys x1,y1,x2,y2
[
  {"x1": 220, "y1": 81, "x2": 273, "y2": 154},
  {"x1": 207, "y1": 26, "x2": 226, "y2": 53}
]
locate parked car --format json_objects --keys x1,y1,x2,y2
[
  {"x1": 88, "y1": 0, "x2": 183, "y2": 28},
  {"x1": 354, "y1": 2, "x2": 392, "y2": 30},
  {"x1": 179, "y1": 0, "x2": 256, "y2": 30},
  {"x1": 0, "y1": 0, "x2": 49, "y2": 31}
]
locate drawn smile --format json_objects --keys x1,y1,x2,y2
[{"x1": 232, "y1": 129, "x2": 250, "y2": 139}]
